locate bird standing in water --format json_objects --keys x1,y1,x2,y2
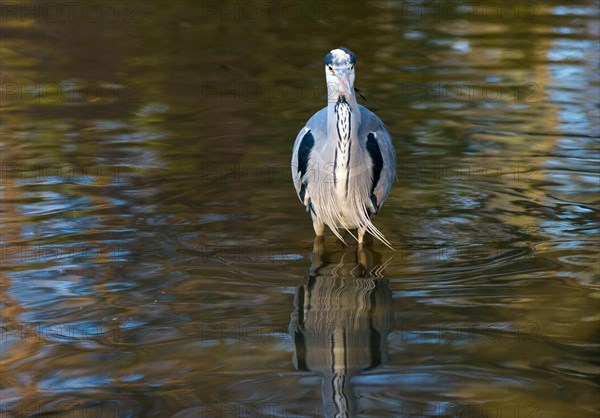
[{"x1": 291, "y1": 47, "x2": 396, "y2": 248}]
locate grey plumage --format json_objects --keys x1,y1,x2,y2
[{"x1": 291, "y1": 47, "x2": 396, "y2": 248}]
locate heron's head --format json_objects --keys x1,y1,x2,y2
[{"x1": 324, "y1": 47, "x2": 356, "y2": 96}]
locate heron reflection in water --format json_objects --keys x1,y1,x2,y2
[{"x1": 289, "y1": 238, "x2": 394, "y2": 417}]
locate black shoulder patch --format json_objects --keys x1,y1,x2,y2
[
  {"x1": 366, "y1": 132, "x2": 383, "y2": 196},
  {"x1": 298, "y1": 130, "x2": 314, "y2": 177},
  {"x1": 299, "y1": 182, "x2": 306, "y2": 203},
  {"x1": 369, "y1": 195, "x2": 378, "y2": 216}
]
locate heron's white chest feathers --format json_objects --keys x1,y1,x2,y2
[{"x1": 334, "y1": 99, "x2": 352, "y2": 200}]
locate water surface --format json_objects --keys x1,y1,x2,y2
[{"x1": 1, "y1": 1, "x2": 599, "y2": 417}]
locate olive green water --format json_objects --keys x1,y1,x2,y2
[{"x1": 1, "y1": 1, "x2": 599, "y2": 417}]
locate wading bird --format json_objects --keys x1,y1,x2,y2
[{"x1": 291, "y1": 47, "x2": 396, "y2": 248}]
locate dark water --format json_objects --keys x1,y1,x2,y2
[{"x1": 1, "y1": 1, "x2": 599, "y2": 417}]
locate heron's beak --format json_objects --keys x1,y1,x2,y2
[{"x1": 336, "y1": 69, "x2": 352, "y2": 94}]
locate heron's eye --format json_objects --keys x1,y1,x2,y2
[
  {"x1": 351, "y1": 65, "x2": 354, "y2": 71},
  {"x1": 328, "y1": 65, "x2": 334, "y2": 73}
]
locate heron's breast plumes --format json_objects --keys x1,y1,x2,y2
[{"x1": 334, "y1": 98, "x2": 352, "y2": 200}]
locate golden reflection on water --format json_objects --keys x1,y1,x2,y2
[{"x1": 1, "y1": 1, "x2": 598, "y2": 417}]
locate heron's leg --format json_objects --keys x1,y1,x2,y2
[
  {"x1": 311, "y1": 213, "x2": 325, "y2": 236},
  {"x1": 312, "y1": 236, "x2": 325, "y2": 262},
  {"x1": 358, "y1": 227, "x2": 366, "y2": 244}
]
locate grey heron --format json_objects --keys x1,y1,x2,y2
[{"x1": 291, "y1": 47, "x2": 396, "y2": 248}]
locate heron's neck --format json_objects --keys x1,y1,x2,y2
[
  {"x1": 327, "y1": 92, "x2": 360, "y2": 145},
  {"x1": 326, "y1": 94, "x2": 360, "y2": 194},
  {"x1": 327, "y1": 90, "x2": 359, "y2": 113},
  {"x1": 321, "y1": 371, "x2": 356, "y2": 417}
]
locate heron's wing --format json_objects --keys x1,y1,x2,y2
[
  {"x1": 359, "y1": 106, "x2": 397, "y2": 214},
  {"x1": 291, "y1": 127, "x2": 313, "y2": 205},
  {"x1": 291, "y1": 108, "x2": 328, "y2": 206}
]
